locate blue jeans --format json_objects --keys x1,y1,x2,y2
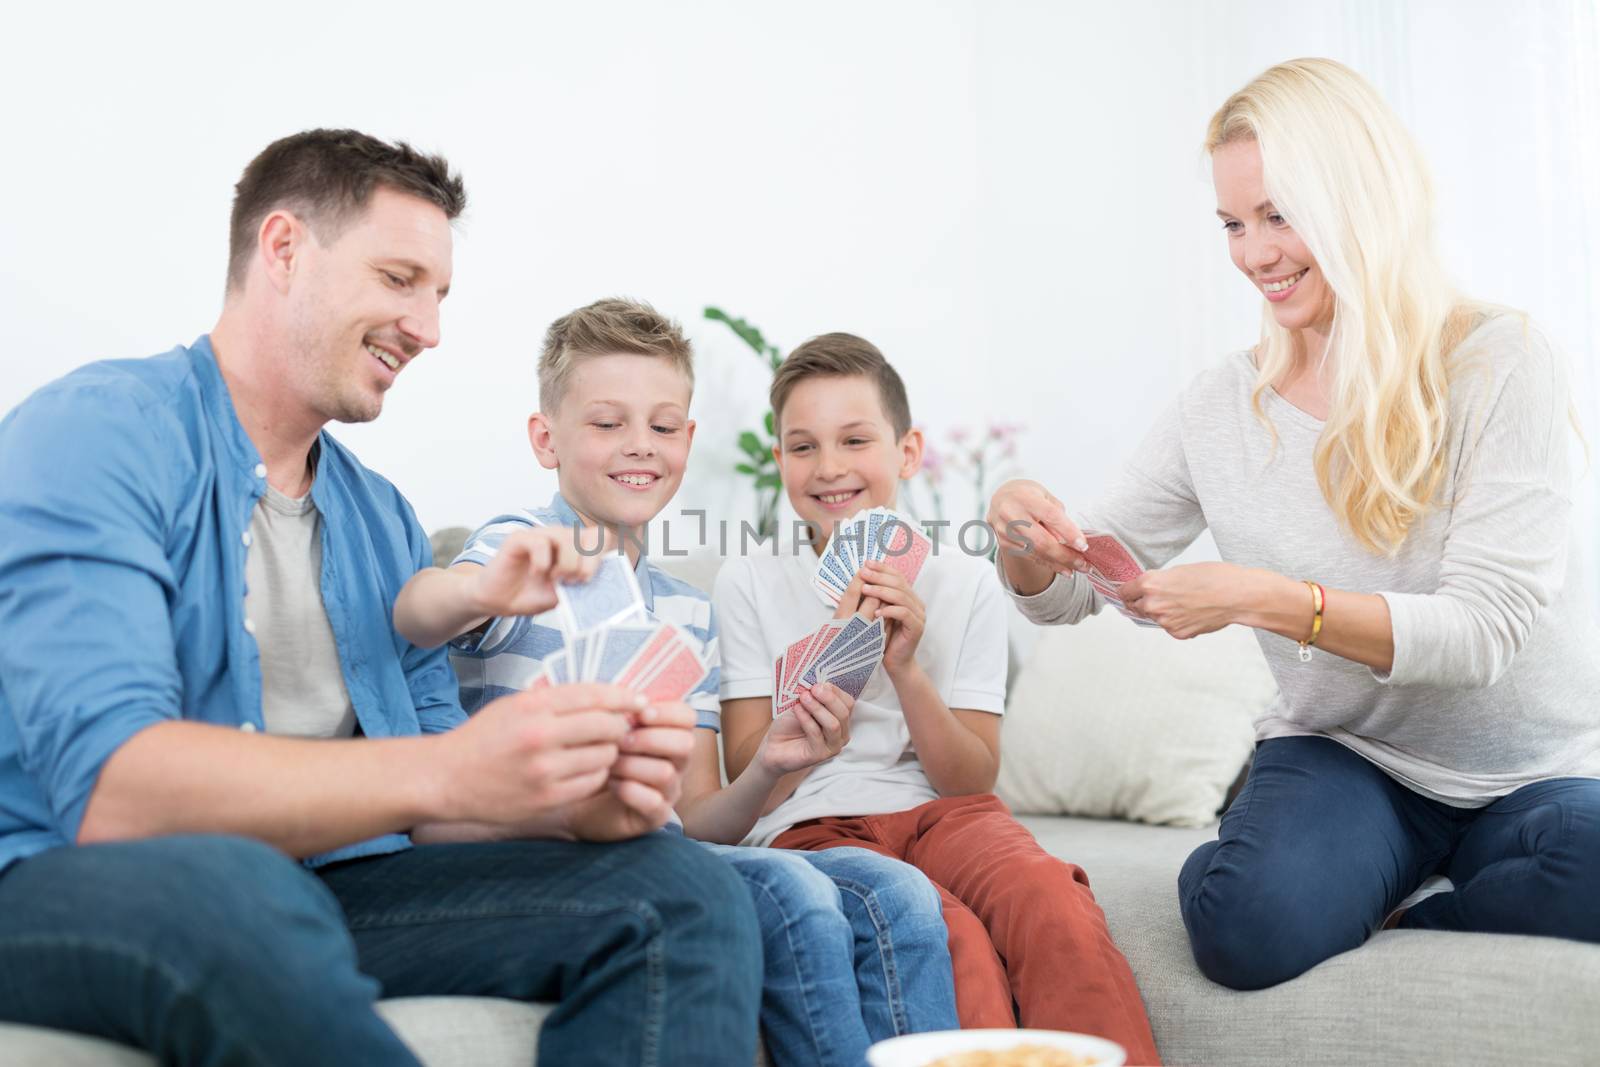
[
  {"x1": 700, "y1": 842, "x2": 958, "y2": 1067},
  {"x1": 1179, "y1": 736, "x2": 1600, "y2": 990},
  {"x1": 0, "y1": 832, "x2": 762, "y2": 1066}
]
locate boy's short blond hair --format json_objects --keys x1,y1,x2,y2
[
  {"x1": 770, "y1": 332, "x2": 913, "y2": 439},
  {"x1": 539, "y1": 298, "x2": 694, "y2": 411}
]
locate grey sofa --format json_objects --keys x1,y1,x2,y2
[
  {"x1": 5, "y1": 543, "x2": 1597, "y2": 1065},
  {"x1": 7, "y1": 811, "x2": 1597, "y2": 1065}
]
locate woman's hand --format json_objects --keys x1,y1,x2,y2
[
  {"x1": 1117, "y1": 562, "x2": 1271, "y2": 639},
  {"x1": 985, "y1": 479, "x2": 1091, "y2": 594}
]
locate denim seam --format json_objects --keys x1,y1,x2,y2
[
  {"x1": 0, "y1": 934, "x2": 277, "y2": 1064},
  {"x1": 747, "y1": 876, "x2": 832, "y2": 1065},
  {"x1": 827, "y1": 876, "x2": 909, "y2": 1035}
]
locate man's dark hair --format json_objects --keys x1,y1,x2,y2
[{"x1": 226, "y1": 128, "x2": 466, "y2": 291}]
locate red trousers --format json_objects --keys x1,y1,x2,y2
[{"x1": 772, "y1": 793, "x2": 1161, "y2": 1066}]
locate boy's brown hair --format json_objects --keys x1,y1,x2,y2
[
  {"x1": 539, "y1": 298, "x2": 694, "y2": 411},
  {"x1": 770, "y1": 332, "x2": 912, "y2": 439}
]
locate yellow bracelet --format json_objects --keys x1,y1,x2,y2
[{"x1": 1298, "y1": 580, "x2": 1324, "y2": 662}]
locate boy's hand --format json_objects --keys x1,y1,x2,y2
[
  {"x1": 757, "y1": 683, "x2": 855, "y2": 773},
  {"x1": 832, "y1": 570, "x2": 883, "y2": 621},
  {"x1": 468, "y1": 526, "x2": 603, "y2": 619},
  {"x1": 859, "y1": 561, "x2": 926, "y2": 676},
  {"x1": 565, "y1": 702, "x2": 697, "y2": 841}
]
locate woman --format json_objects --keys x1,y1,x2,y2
[{"x1": 987, "y1": 57, "x2": 1600, "y2": 991}]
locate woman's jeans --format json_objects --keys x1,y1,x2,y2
[
  {"x1": 0, "y1": 831, "x2": 763, "y2": 1066},
  {"x1": 1180, "y1": 736, "x2": 1600, "y2": 990},
  {"x1": 700, "y1": 841, "x2": 958, "y2": 1067}
]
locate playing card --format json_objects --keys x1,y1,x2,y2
[
  {"x1": 778, "y1": 629, "x2": 822, "y2": 700},
  {"x1": 812, "y1": 508, "x2": 923, "y2": 608},
  {"x1": 788, "y1": 622, "x2": 845, "y2": 698},
  {"x1": 594, "y1": 624, "x2": 659, "y2": 680},
  {"x1": 863, "y1": 509, "x2": 890, "y2": 563},
  {"x1": 816, "y1": 551, "x2": 854, "y2": 599},
  {"x1": 555, "y1": 553, "x2": 647, "y2": 634},
  {"x1": 803, "y1": 616, "x2": 883, "y2": 686},
  {"x1": 879, "y1": 517, "x2": 931, "y2": 586},
  {"x1": 819, "y1": 657, "x2": 878, "y2": 700},
  {"x1": 832, "y1": 519, "x2": 862, "y2": 573},
  {"x1": 635, "y1": 643, "x2": 710, "y2": 702},
  {"x1": 1080, "y1": 531, "x2": 1143, "y2": 586},
  {"x1": 616, "y1": 625, "x2": 684, "y2": 688},
  {"x1": 812, "y1": 571, "x2": 845, "y2": 607},
  {"x1": 1082, "y1": 568, "x2": 1163, "y2": 629}
]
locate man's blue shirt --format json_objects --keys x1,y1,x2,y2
[{"x1": 0, "y1": 336, "x2": 465, "y2": 874}]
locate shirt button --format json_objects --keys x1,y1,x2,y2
[
  {"x1": 241, "y1": 530, "x2": 253, "y2": 548},
  {"x1": 240, "y1": 722, "x2": 258, "y2": 733},
  {"x1": 253, "y1": 463, "x2": 267, "y2": 479},
  {"x1": 244, "y1": 617, "x2": 257, "y2": 635}
]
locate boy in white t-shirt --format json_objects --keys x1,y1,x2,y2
[{"x1": 712, "y1": 333, "x2": 1159, "y2": 1064}]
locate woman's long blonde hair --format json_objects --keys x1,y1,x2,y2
[{"x1": 1207, "y1": 58, "x2": 1479, "y2": 555}]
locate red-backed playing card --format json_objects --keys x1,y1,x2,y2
[
  {"x1": 879, "y1": 520, "x2": 931, "y2": 586},
  {"x1": 1081, "y1": 531, "x2": 1143, "y2": 585}
]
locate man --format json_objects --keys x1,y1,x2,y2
[{"x1": 0, "y1": 129, "x2": 761, "y2": 1067}]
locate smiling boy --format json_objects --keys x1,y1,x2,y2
[{"x1": 711, "y1": 332, "x2": 1162, "y2": 1064}]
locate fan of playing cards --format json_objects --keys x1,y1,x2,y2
[
  {"x1": 811, "y1": 507, "x2": 932, "y2": 607},
  {"x1": 773, "y1": 611, "x2": 888, "y2": 714},
  {"x1": 1078, "y1": 529, "x2": 1161, "y2": 629},
  {"x1": 524, "y1": 553, "x2": 712, "y2": 703}
]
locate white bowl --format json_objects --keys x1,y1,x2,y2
[{"x1": 867, "y1": 1028, "x2": 1127, "y2": 1067}]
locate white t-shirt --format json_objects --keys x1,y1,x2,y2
[{"x1": 713, "y1": 539, "x2": 1009, "y2": 846}]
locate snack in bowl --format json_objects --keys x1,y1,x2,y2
[
  {"x1": 925, "y1": 1045, "x2": 1095, "y2": 1067},
  {"x1": 866, "y1": 1028, "x2": 1125, "y2": 1067}
]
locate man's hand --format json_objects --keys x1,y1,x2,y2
[
  {"x1": 985, "y1": 479, "x2": 1091, "y2": 595},
  {"x1": 757, "y1": 683, "x2": 856, "y2": 774},
  {"x1": 564, "y1": 702, "x2": 698, "y2": 842},
  {"x1": 432, "y1": 683, "x2": 641, "y2": 829},
  {"x1": 468, "y1": 525, "x2": 603, "y2": 619}
]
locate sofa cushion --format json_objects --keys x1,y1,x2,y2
[
  {"x1": 997, "y1": 612, "x2": 1272, "y2": 826},
  {"x1": 1019, "y1": 814, "x2": 1600, "y2": 1067}
]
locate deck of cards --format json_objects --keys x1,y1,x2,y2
[
  {"x1": 527, "y1": 619, "x2": 711, "y2": 703},
  {"x1": 1078, "y1": 530, "x2": 1160, "y2": 628},
  {"x1": 773, "y1": 612, "x2": 887, "y2": 715},
  {"x1": 811, "y1": 507, "x2": 932, "y2": 607},
  {"x1": 525, "y1": 550, "x2": 711, "y2": 703}
]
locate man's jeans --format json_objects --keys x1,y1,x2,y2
[
  {"x1": 1180, "y1": 736, "x2": 1600, "y2": 990},
  {"x1": 700, "y1": 842, "x2": 958, "y2": 1067},
  {"x1": 0, "y1": 831, "x2": 762, "y2": 1066}
]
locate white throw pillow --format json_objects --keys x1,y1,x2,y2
[{"x1": 995, "y1": 611, "x2": 1275, "y2": 826}]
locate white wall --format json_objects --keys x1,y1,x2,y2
[{"x1": 3, "y1": 0, "x2": 1596, "y2": 608}]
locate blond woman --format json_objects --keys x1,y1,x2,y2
[{"x1": 986, "y1": 57, "x2": 1600, "y2": 990}]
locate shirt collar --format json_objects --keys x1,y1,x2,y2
[{"x1": 188, "y1": 334, "x2": 266, "y2": 475}]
